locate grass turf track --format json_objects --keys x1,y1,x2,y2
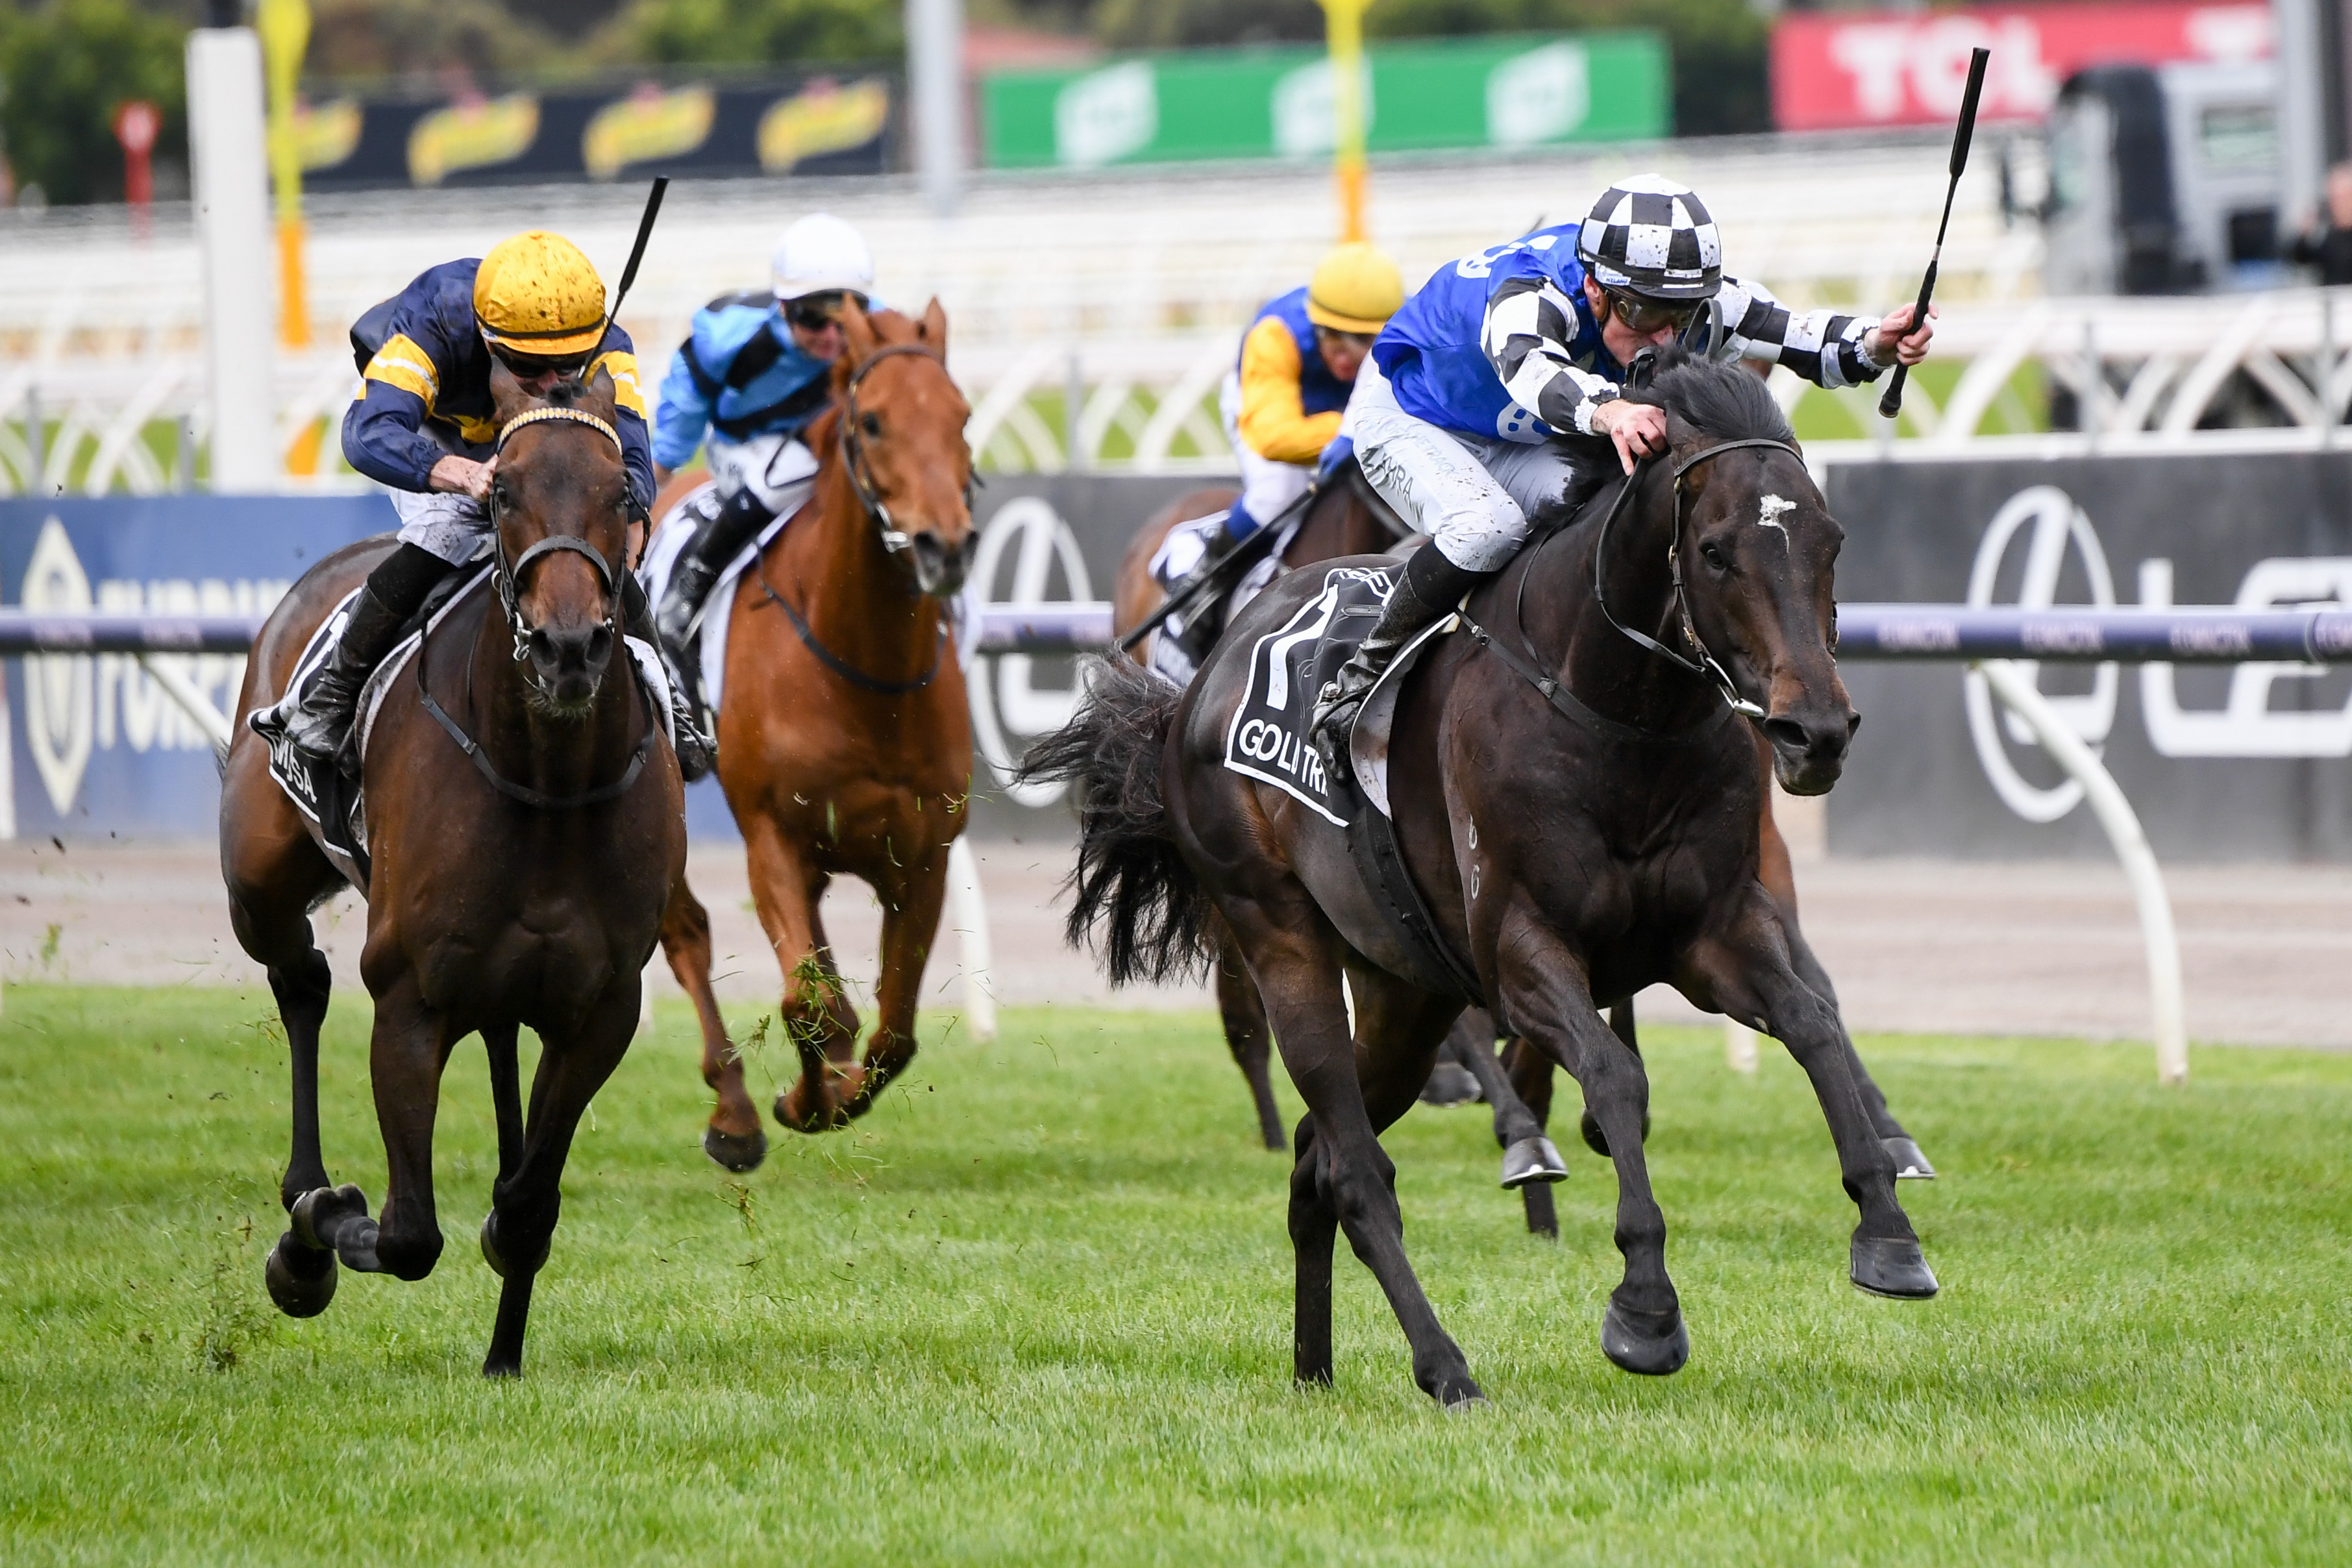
[{"x1": 3, "y1": 985, "x2": 2349, "y2": 1565}]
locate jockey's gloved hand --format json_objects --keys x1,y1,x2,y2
[{"x1": 1316, "y1": 435, "x2": 1355, "y2": 485}]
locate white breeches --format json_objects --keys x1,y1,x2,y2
[
  {"x1": 706, "y1": 431, "x2": 820, "y2": 513},
  {"x1": 1349, "y1": 358, "x2": 1586, "y2": 572},
  {"x1": 1219, "y1": 369, "x2": 1315, "y2": 524},
  {"x1": 390, "y1": 489, "x2": 491, "y2": 565}
]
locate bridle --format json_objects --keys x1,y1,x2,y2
[
  {"x1": 410, "y1": 402, "x2": 656, "y2": 811},
  {"x1": 486, "y1": 406, "x2": 627, "y2": 677},
  {"x1": 836, "y1": 341, "x2": 970, "y2": 556},
  {"x1": 1586, "y1": 435, "x2": 1809, "y2": 722}
]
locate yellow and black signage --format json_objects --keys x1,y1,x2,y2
[{"x1": 294, "y1": 71, "x2": 895, "y2": 190}]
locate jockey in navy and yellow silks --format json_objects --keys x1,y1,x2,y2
[
  {"x1": 252, "y1": 230, "x2": 711, "y2": 780},
  {"x1": 1148, "y1": 242, "x2": 1406, "y2": 683}
]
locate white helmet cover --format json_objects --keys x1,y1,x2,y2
[
  {"x1": 1574, "y1": 173, "x2": 1723, "y2": 302},
  {"x1": 771, "y1": 212, "x2": 875, "y2": 301}
]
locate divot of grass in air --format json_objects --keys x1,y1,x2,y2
[{"x1": 1, "y1": 985, "x2": 2349, "y2": 1565}]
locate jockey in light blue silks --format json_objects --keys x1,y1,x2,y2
[
  {"x1": 1311, "y1": 173, "x2": 1937, "y2": 746},
  {"x1": 650, "y1": 212, "x2": 880, "y2": 678}
]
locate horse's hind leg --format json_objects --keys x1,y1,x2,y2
[
  {"x1": 1212, "y1": 922, "x2": 1285, "y2": 1151},
  {"x1": 661, "y1": 877, "x2": 767, "y2": 1171},
  {"x1": 481, "y1": 988, "x2": 638, "y2": 1378}
]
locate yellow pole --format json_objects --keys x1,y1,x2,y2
[
  {"x1": 1318, "y1": 0, "x2": 1372, "y2": 243},
  {"x1": 258, "y1": 0, "x2": 312, "y2": 351}
]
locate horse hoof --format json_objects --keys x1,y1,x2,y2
[
  {"x1": 703, "y1": 1125, "x2": 769, "y2": 1172},
  {"x1": 1500, "y1": 1135, "x2": 1569, "y2": 1189},
  {"x1": 1433, "y1": 1374, "x2": 1487, "y2": 1408},
  {"x1": 1600, "y1": 1301, "x2": 1690, "y2": 1376},
  {"x1": 479, "y1": 1212, "x2": 549, "y2": 1280},
  {"x1": 774, "y1": 1086, "x2": 846, "y2": 1134},
  {"x1": 290, "y1": 1183, "x2": 370, "y2": 1253},
  {"x1": 1851, "y1": 1236, "x2": 1939, "y2": 1299},
  {"x1": 264, "y1": 1231, "x2": 337, "y2": 1317},
  {"x1": 482, "y1": 1353, "x2": 523, "y2": 1380},
  {"x1": 1418, "y1": 1062, "x2": 1483, "y2": 1107},
  {"x1": 1579, "y1": 1109, "x2": 1653, "y2": 1158},
  {"x1": 1884, "y1": 1135, "x2": 1937, "y2": 1180}
]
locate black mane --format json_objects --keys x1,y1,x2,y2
[{"x1": 1624, "y1": 345, "x2": 1796, "y2": 445}]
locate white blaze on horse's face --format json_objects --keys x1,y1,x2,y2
[{"x1": 1756, "y1": 493, "x2": 1796, "y2": 546}]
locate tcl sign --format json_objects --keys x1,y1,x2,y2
[{"x1": 1772, "y1": 3, "x2": 2273, "y2": 130}]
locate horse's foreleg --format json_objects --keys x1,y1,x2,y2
[
  {"x1": 841, "y1": 840, "x2": 950, "y2": 1121},
  {"x1": 1437, "y1": 1011, "x2": 1565, "y2": 1193},
  {"x1": 740, "y1": 818, "x2": 850, "y2": 1133},
  {"x1": 1213, "y1": 925, "x2": 1285, "y2": 1151},
  {"x1": 484, "y1": 1022, "x2": 524, "y2": 1186},
  {"x1": 1682, "y1": 888, "x2": 1937, "y2": 1301},
  {"x1": 481, "y1": 986, "x2": 638, "y2": 1378},
  {"x1": 1498, "y1": 924, "x2": 1688, "y2": 1377},
  {"x1": 1498, "y1": 1032, "x2": 1562, "y2": 1237},
  {"x1": 660, "y1": 877, "x2": 765, "y2": 1171},
  {"x1": 360, "y1": 977, "x2": 456, "y2": 1282}
]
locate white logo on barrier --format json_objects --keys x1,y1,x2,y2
[
  {"x1": 22, "y1": 520, "x2": 93, "y2": 816},
  {"x1": 1962, "y1": 485, "x2": 2118, "y2": 823},
  {"x1": 965, "y1": 496, "x2": 1093, "y2": 808},
  {"x1": 1486, "y1": 42, "x2": 1589, "y2": 148},
  {"x1": 2138, "y1": 556, "x2": 2352, "y2": 757},
  {"x1": 1055, "y1": 61, "x2": 1157, "y2": 169}
]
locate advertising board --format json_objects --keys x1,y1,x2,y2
[
  {"x1": 0, "y1": 478, "x2": 1213, "y2": 845},
  {"x1": 1770, "y1": 3, "x2": 2273, "y2": 131},
  {"x1": 982, "y1": 32, "x2": 1668, "y2": 170},
  {"x1": 288, "y1": 71, "x2": 894, "y2": 191},
  {"x1": 1822, "y1": 450, "x2": 2352, "y2": 860}
]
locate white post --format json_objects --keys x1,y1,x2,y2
[
  {"x1": 1724, "y1": 1019, "x2": 1759, "y2": 1073},
  {"x1": 2275, "y1": 0, "x2": 2329, "y2": 241},
  {"x1": 947, "y1": 835, "x2": 997, "y2": 1042},
  {"x1": 186, "y1": 26, "x2": 277, "y2": 491},
  {"x1": 1977, "y1": 660, "x2": 2188, "y2": 1084},
  {"x1": 906, "y1": 0, "x2": 965, "y2": 217}
]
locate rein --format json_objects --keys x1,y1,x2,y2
[
  {"x1": 412, "y1": 402, "x2": 655, "y2": 811},
  {"x1": 1462, "y1": 432, "x2": 1805, "y2": 736}
]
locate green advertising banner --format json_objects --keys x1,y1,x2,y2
[{"x1": 982, "y1": 32, "x2": 1668, "y2": 170}]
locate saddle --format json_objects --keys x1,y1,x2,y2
[{"x1": 1220, "y1": 563, "x2": 1484, "y2": 1001}]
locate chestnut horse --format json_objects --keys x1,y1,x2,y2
[
  {"x1": 223, "y1": 365, "x2": 686, "y2": 1377},
  {"x1": 1028, "y1": 352, "x2": 1936, "y2": 1403},
  {"x1": 1110, "y1": 472, "x2": 1408, "y2": 1149},
  {"x1": 653, "y1": 303, "x2": 975, "y2": 1170}
]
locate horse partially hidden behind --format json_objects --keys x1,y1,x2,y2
[
  {"x1": 1026, "y1": 349, "x2": 1936, "y2": 1404},
  {"x1": 223, "y1": 363, "x2": 686, "y2": 1377},
  {"x1": 652, "y1": 302, "x2": 974, "y2": 1168},
  {"x1": 1111, "y1": 471, "x2": 1410, "y2": 1149}
]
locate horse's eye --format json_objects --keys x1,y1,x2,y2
[
  {"x1": 861, "y1": 411, "x2": 883, "y2": 439},
  {"x1": 1700, "y1": 541, "x2": 1729, "y2": 569}
]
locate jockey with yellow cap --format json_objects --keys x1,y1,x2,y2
[
  {"x1": 251, "y1": 230, "x2": 712, "y2": 778},
  {"x1": 1151, "y1": 241, "x2": 1407, "y2": 680}
]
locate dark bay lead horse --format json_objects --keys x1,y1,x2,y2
[
  {"x1": 1026, "y1": 350, "x2": 1935, "y2": 1404},
  {"x1": 222, "y1": 363, "x2": 686, "y2": 1377}
]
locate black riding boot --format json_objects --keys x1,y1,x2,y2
[
  {"x1": 1164, "y1": 524, "x2": 1244, "y2": 666},
  {"x1": 656, "y1": 486, "x2": 776, "y2": 676},
  {"x1": 619, "y1": 573, "x2": 715, "y2": 783},
  {"x1": 1310, "y1": 541, "x2": 1490, "y2": 751},
  {"x1": 254, "y1": 543, "x2": 454, "y2": 770}
]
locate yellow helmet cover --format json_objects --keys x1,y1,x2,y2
[
  {"x1": 1306, "y1": 241, "x2": 1405, "y2": 335},
  {"x1": 473, "y1": 231, "x2": 608, "y2": 359}
]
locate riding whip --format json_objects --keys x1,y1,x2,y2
[
  {"x1": 1115, "y1": 479, "x2": 1326, "y2": 654},
  {"x1": 1878, "y1": 47, "x2": 1988, "y2": 421},
  {"x1": 597, "y1": 176, "x2": 669, "y2": 346}
]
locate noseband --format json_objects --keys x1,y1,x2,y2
[
  {"x1": 1589, "y1": 436, "x2": 1806, "y2": 721},
  {"x1": 488, "y1": 406, "x2": 625, "y2": 674},
  {"x1": 836, "y1": 341, "x2": 971, "y2": 556}
]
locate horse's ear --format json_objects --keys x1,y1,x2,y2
[
  {"x1": 1662, "y1": 408, "x2": 1705, "y2": 453},
  {"x1": 841, "y1": 297, "x2": 879, "y2": 367},
  {"x1": 584, "y1": 362, "x2": 619, "y2": 419},
  {"x1": 917, "y1": 296, "x2": 948, "y2": 354},
  {"x1": 489, "y1": 354, "x2": 533, "y2": 424}
]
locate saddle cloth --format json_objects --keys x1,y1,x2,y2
[
  {"x1": 1145, "y1": 508, "x2": 1301, "y2": 688},
  {"x1": 640, "y1": 462, "x2": 818, "y2": 716},
  {"x1": 266, "y1": 563, "x2": 673, "y2": 893}
]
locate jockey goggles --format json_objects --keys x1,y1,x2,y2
[
  {"x1": 487, "y1": 336, "x2": 593, "y2": 382},
  {"x1": 786, "y1": 290, "x2": 867, "y2": 331},
  {"x1": 1602, "y1": 288, "x2": 1703, "y2": 335}
]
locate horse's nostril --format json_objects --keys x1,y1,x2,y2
[{"x1": 1763, "y1": 717, "x2": 1809, "y2": 753}]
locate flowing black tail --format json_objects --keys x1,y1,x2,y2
[{"x1": 1017, "y1": 656, "x2": 1213, "y2": 986}]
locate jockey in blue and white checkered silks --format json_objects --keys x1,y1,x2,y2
[
  {"x1": 1311, "y1": 172, "x2": 1938, "y2": 750},
  {"x1": 649, "y1": 212, "x2": 881, "y2": 681}
]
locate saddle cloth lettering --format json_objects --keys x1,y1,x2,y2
[
  {"x1": 1222, "y1": 564, "x2": 1394, "y2": 826},
  {"x1": 266, "y1": 564, "x2": 672, "y2": 893}
]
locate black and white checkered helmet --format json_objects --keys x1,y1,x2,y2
[{"x1": 1574, "y1": 174, "x2": 1723, "y2": 302}]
